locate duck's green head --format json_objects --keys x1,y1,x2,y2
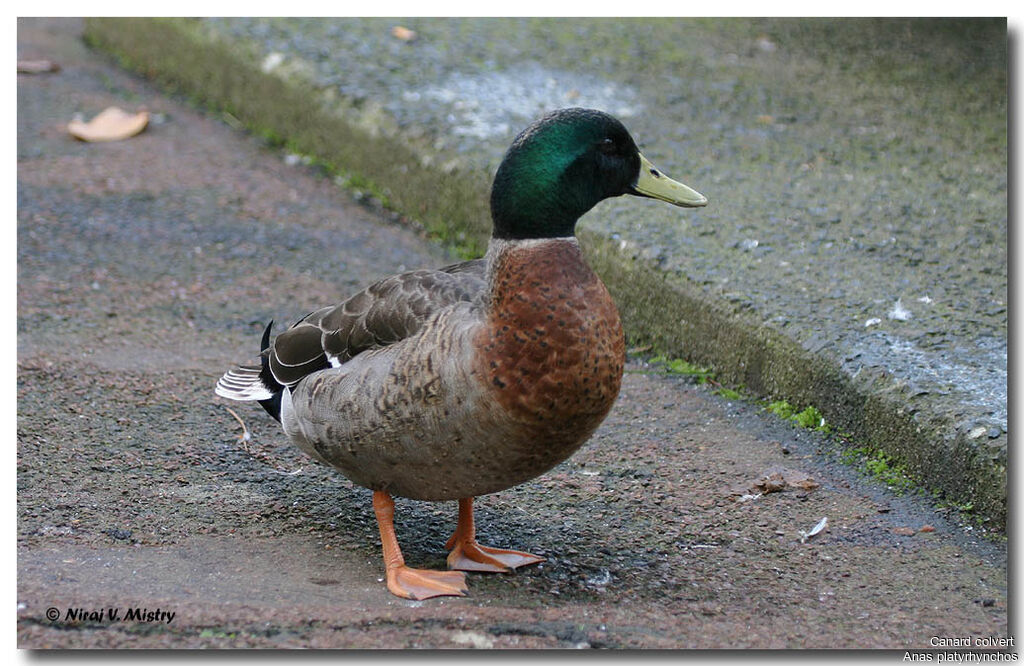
[{"x1": 490, "y1": 108, "x2": 707, "y2": 240}]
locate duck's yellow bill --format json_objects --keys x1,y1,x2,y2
[{"x1": 631, "y1": 153, "x2": 707, "y2": 208}]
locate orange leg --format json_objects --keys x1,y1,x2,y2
[
  {"x1": 445, "y1": 497, "x2": 546, "y2": 573},
  {"x1": 372, "y1": 491, "x2": 468, "y2": 600}
]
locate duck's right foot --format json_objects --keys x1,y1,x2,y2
[
  {"x1": 373, "y1": 490, "x2": 469, "y2": 600},
  {"x1": 386, "y1": 565, "x2": 468, "y2": 600}
]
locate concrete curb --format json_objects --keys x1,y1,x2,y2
[{"x1": 81, "y1": 17, "x2": 1006, "y2": 529}]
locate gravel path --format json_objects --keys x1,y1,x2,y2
[{"x1": 17, "y1": 18, "x2": 1007, "y2": 649}]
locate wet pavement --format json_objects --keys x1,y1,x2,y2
[{"x1": 16, "y1": 18, "x2": 1008, "y2": 649}]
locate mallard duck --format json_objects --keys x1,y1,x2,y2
[{"x1": 216, "y1": 108, "x2": 707, "y2": 600}]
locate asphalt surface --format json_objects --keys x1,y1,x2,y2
[
  {"x1": 78, "y1": 17, "x2": 1008, "y2": 526},
  {"x1": 16, "y1": 18, "x2": 1008, "y2": 649}
]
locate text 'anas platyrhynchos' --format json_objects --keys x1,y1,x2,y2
[{"x1": 216, "y1": 108, "x2": 707, "y2": 599}]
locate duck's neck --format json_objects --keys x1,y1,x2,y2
[{"x1": 484, "y1": 236, "x2": 579, "y2": 286}]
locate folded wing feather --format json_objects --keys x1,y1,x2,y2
[{"x1": 267, "y1": 259, "x2": 486, "y2": 388}]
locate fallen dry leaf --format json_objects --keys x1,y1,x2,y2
[
  {"x1": 68, "y1": 107, "x2": 149, "y2": 142},
  {"x1": 391, "y1": 26, "x2": 417, "y2": 42},
  {"x1": 757, "y1": 472, "x2": 788, "y2": 493},
  {"x1": 919, "y1": 524, "x2": 936, "y2": 533},
  {"x1": 18, "y1": 59, "x2": 60, "y2": 74},
  {"x1": 731, "y1": 467, "x2": 821, "y2": 497}
]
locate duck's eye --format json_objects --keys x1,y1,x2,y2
[{"x1": 597, "y1": 138, "x2": 618, "y2": 155}]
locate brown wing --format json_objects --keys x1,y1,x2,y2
[{"x1": 267, "y1": 259, "x2": 486, "y2": 386}]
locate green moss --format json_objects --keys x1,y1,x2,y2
[
  {"x1": 794, "y1": 406, "x2": 827, "y2": 431},
  {"x1": 840, "y1": 447, "x2": 916, "y2": 495},
  {"x1": 714, "y1": 387, "x2": 744, "y2": 400},
  {"x1": 765, "y1": 401, "x2": 830, "y2": 432},
  {"x1": 935, "y1": 497, "x2": 974, "y2": 515},
  {"x1": 199, "y1": 629, "x2": 238, "y2": 639},
  {"x1": 766, "y1": 399, "x2": 796, "y2": 420},
  {"x1": 647, "y1": 355, "x2": 714, "y2": 383},
  {"x1": 641, "y1": 354, "x2": 747, "y2": 399}
]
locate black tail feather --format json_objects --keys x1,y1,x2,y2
[{"x1": 256, "y1": 320, "x2": 285, "y2": 422}]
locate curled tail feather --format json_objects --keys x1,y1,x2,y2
[{"x1": 215, "y1": 321, "x2": 285, "y2": 422}]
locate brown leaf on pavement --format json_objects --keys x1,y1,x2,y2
[
  {"x1": 18, "y1": 59, "x2": 60, "y2": 74},
  {"x1": 391, "y1": 26, "x2": 417, "y2": 42},
  {"x1": 731, "y1": 467, "x2": 821, "y2": 498},
  {"x1": 68, "y1": 107, "x2": 149, "y2": 142}
]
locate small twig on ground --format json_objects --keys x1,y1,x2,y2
[
  {"x1": 224, "y1": 406, "x2": 252, "y2": 452},
  {"x1": 223, "y1": 406, "x2": 303, "y2": 475}
]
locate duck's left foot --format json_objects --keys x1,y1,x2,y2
[
  {"x1": 447, "y1": 539, "x2": 545, "y2": 573},
  {"x1": 445, "y1": 497, "x2": 546, "y2": 573}
]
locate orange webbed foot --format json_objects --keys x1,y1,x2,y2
[
  {"x1": 445, "y1": 497, "x2": 546, "y2": 573},
  {"x1": 447, "y1": 539, "x2": 545, "y2": 573},
  {"x1": 386, "y1": 565, "x2": 468, "y2": 600},
  {"x1": 374, "y1": 490, "x2": 470, "y2": 600}
]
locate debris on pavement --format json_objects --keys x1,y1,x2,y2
[
  {"x1": 391, "y1": 26, "x2": 417, "y2": 42},
  {"x1": 799, "y1": 517, "x2": 828, "y2": 543},
  {"x1": 18, "y1": 59, "x2": 60, "y2": 73},
  {"x1": 67, "y1": 106, "x2": 149, "y2": 142},
  {"x1": 731, "y1": 467, "x2": 821, "y2": 498},
  {"x1": 225, "y1": 406, "x2": 252, "y2": 447},
  {"x1": 887, "y1": 298, "x2": 912, "y2": 321},
  {"x1": 224, "y1": 406, "x2": 303, "y2": 476}
]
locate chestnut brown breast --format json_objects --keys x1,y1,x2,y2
[{"x1": 475, "y1": 239, "x2": 625, "y2": 446}]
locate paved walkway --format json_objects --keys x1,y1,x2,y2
[{"x1": 17, "y1": 18, "x2": 1007, "y2": 649}]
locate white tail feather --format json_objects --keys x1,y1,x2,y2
[{"x1": 215, "y1": 366, "x2": 275, "y2": 401}]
